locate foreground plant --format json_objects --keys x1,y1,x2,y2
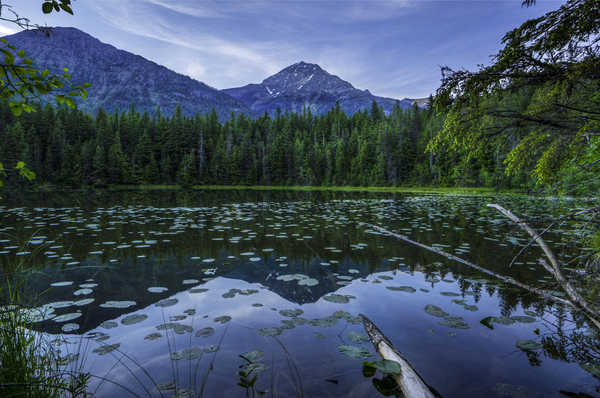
[{"x1": 0, "y1": 278, "x2": 90, "y2": 397}]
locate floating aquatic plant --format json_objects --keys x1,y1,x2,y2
[
  {"x1": 337, "y1": 345, "x2": 371, "y2": 360},
  {"x1": 100, "y1": 300, "x2": 136, "y2": 309}
]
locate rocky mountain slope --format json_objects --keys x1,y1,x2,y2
[
  {"x1": 4, "y1": 28, "x2": 420, "y2": 118},
  {"x1": 3, "y1": 27, "x2": 249, "y2": 118},
  {"x1": 223, "y1": 61, "x2": 416, "y2": 116}
]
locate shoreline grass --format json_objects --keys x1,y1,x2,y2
[{"x1": 106, "y1": 184, "x2": 525, "y2": 196}]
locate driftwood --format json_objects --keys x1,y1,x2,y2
[
  {"x1": 487, "y1": 204, "x2": 600, "y2": 329},
  {"x1": 360, "y1": 314, "x2": 437, "y2": 398},
  {"x1": 368, "y1": 224, "x2": 577, "y2": 309}
]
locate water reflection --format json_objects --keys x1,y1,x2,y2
[{"x1": 1, "y1": 190, "x2": 599, "y2": 397}]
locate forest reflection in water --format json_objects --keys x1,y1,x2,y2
[{"x1": 0, "y1": 189, "x2": 598, "y2": 397}]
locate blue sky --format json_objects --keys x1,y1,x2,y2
[{"x1": 1, "y1": 1, "x2": 561, "y2": 99}]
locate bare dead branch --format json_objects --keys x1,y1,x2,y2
[
  {"x1": 487, "y1": 204, "x2": 600, "y2": 329},
  {"x1": 367, "y1": 224, "x2": 577, "y2": 309}
]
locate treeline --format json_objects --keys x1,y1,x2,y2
[{"x1": 0, "y1": 95, "x2": 567, "y2": 189}]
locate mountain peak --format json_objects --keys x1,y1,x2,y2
[
  {"x1": 287, "y1": 61, "x2": 323, "y2": 72},
  {"x1": 224, "y1": 61, "x2": 417, "y2": 117},
  {"x1": 261, "y1": 61, "x2": 353, "y2": 95}
]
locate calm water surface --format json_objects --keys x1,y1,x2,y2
[{"x1": 1, "y1": 190, "x2": 598, "y2": 397}]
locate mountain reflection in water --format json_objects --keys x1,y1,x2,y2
[{"x1": 1, "y1": 190, "x2": 598, "y2": 397}]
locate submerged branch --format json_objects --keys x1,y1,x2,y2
[
  {"x1": 487, "y1": 204, "x2": 600, "y2": 329},
  {"x1": 368, "y1": 224, "x2": 575, "y2": 308}
]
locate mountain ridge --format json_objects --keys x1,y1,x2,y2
[
  {"x1": 3, "y1": 27, "x2": 421, "y2": 118},
  {"x1": 223, "y1": 61, "x2": 416, "y2": 116},
  {"x1": 2, "y1": 27, "x2": 250, "y2": 119}
]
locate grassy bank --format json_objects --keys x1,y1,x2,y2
[{"x1": 108, "y1": 184, "x2": 525, "y2": 196}]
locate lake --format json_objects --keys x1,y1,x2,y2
[{"x1": 0, "y1": 189, "x2": 598, "y2": 397}]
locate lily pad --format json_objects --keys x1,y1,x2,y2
[
  {"x1": 386, "y1": 286, "x2": 416, "y2": 293},
  {"x1": 148, "y1": 287, "x2": 168, "y2": 293},
  {"x1": 309, "y1": 316, "x2": 339, "y2": 327},
  {"x1": 368, "y1": 359, "x2": 402, "y2": 375},
  {"x1": 100, "y1": 320, "x2": 118, "y2": 329},
  {"x1": 155, "y1": 298, "x2": 178, "y2": 308},
  {"x1": 50, "y1": 281, "x2": 74, "y2": 287},
  {"x1": 348, "y1": 331, "x2": 370, "y2": 344},
  {"x1": 323, "y1": 294, "x2": 355, "y2": 304},
  {"x1": 100, "y1": 301, "x2": 136, "y2": 309},
  {"x1": 298, "y1": 278, "x2": 319, "y2": 286},
  {"x1": 74, "y1": 298, "x2": 95, "y2": 306},
  {"x1": 195, "y1": 327, "x2": 215, "y2": 338},
  {"x1": 53, "y1": 312, "x2": 82, "y2": 322},
  {"x1": 214, "y1": 315, "x2": 231, "y2": 324},
  {"x1": 439, "y1": 316, "x2": 470, "y2": 329},
  {"x1": 257, "y1": 327, "x2": 282, "y2": 337},
  {"x1": 337, "y1": 345, "x2": 371, "y2": 360},
  {"x1": 424, "y1": 305, "x2": 448, "y2": 318},
  {"x1": 61, "y1": 323, "x2": 80, "y2": 332},
  {"x1": 144, "y1": 333, "x2": 162, "y2": 341},
  {"x1": 48, "y1": 301, "x2": 75, "y2": 309},
  {"x1": 93, "y1": 343, "x2": 120, "y2": 355},
  {"x1": 156, "y1": 323, "x2": 193, "y2": 334},
  {"x1": 279, "y1": 309, "x2": 304, "y2": 318},
  {"x1": 122, "y1": 314, "x2": 148, "y2": 325},
  {"x1": 241, "y1": 350, "x2": 263, "y2": 363},
  {"x1": 516, "y1": 340, "x2": 542, "y2": 350},
  {"x1": 171, "y1": 347, "x2": 203, "y2": 361},
  {"x1": 79, "y1": 283, "x2": 98, "y2": 288}
]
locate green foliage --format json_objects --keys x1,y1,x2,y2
[
  {"x1": 430, "y1": 0, "x2": 600, "y2": 193},
  {"x1": 0, "y1": 1, "x2": 89, "y2": 116},
  {"x1": 0, "y1": 92, "x2": 593, "y2": 193},
  {"x1": 0, "y1": 38, "x2": 90, "y2": 115},
  {"x1": 0, "y1": 279, "x2": 89, "y2": 397},
  {"x1": 42, "y1": 0, "x2": 74, "y2": 14}
]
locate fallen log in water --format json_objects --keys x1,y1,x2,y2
[
  {"x1": 360, "y1": 314, "x2": 438, "y2": 398},
  {"x1": 367, "y1": 224, "x2": 578, "y2": 309},
  {"x1": 368, "y1": 215, "x2": 600, "y2": 330}
]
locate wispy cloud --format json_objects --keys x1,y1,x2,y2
[
  {"x1": 67, "y1": 0, "x2": 560, "y2": 96},
  {"x1": 144, "y1": 0, "x2": 225, "y2": 19}
]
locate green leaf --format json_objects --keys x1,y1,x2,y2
[
  {"x1": 15, "y1": 161, "x2": 25, "y2": 169},
  {"x1": 362, "y1": 362, "x2": 376, "y2": 378},
  {"x1": 9, "y1": 103, "x2": 23, "y2": 116},
  {"x1": 60, "y1": 3, "x2": 74, "y2": 14},
  {"x1": 17, "y1": 50, "x2": 26, "y2": 58},
  {"x1": 372, "y1": 377, "x2": 398, "y2": 396},
  {"x1": 42, "y1": 2, "x2": 54, "y2": 13},
  {"x1": 369, "y1": 360, "x2": 402, "y2": 375},
  {"x1": 480, "y1": 316, "x2": 495, "y2": 330}
]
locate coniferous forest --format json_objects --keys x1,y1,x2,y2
[{"x1": 3, "y1": 82, "x2": 595, "y2": 193}]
